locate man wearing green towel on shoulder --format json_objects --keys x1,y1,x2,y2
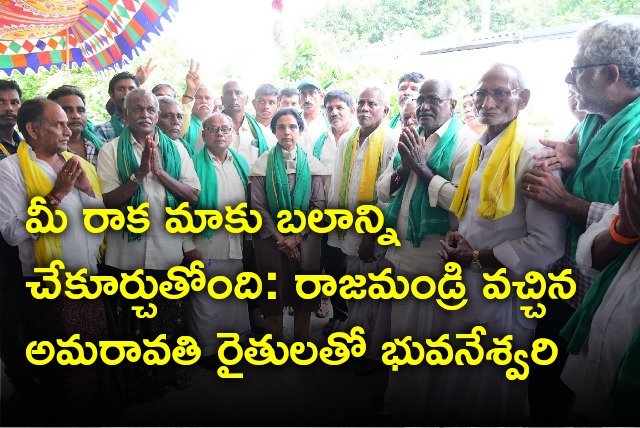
[
  {"x1": 376, "y1": 78, "x2": 477, "y2": 423},
  {"x1": 94, "y1": 71, "x2": 140, "y2": 144},
  {"x1": 48, "y1": 85, "x2": 104, "y2": 167},
  {"x1": 522, "y1": 16, "x2": 640, "y2": 425},
  {"x1": 221, "y1": 80, "x2": 272, "y2": 167},
  {"x1": 297, "y1": 77, "x2": 327, "y2": 152}
]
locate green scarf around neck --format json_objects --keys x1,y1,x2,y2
[
  {"x1": 245, "y1": 112, "x2": 270, "y2": 156},
  {"x1": 565, "y1": 96, "x2": 640, "y2": 259},
  {"x1": 560, "y1": 242, "x2": 638, "y2": 423},
  {"x1": 110, "y1": 113, "x2": 125, "y2": 137},
  {"x1": 82, "y1": 119, "x2": 104, "y2": 150},
  {"x1": 116, "y1": 126, "x2": 182, "y2": 241},
  {"x1": 193, "y1": 146, "x2": 249, "y2": 240},
  {"x1": 265, "y1": 144, "x2": 311, "y2": 228},
  {"x1": 389, "y1": 112, "x2": 401, "y2": 129},
  {"x1": 183, "y1": 115, "x2": 201, "y2": 153},
  {"x1": 178, "y1": 137, "x2": 194, "y2": 157},
  {"x1": 385, "y1": 117, "x2": 462, "y2": 246},
  {"x1": 313, "y1": 132, "x2": 328, "y2": 160}
]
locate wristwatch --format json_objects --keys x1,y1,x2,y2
[
  {"x1": 129, "y1": 174, "x2": 143, "y2": 185},
  {"x1": 470, "y1": 250, "x2": 482, "y2": 273}
]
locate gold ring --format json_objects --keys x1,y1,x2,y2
[{"x1": 526, "y1": 184, "x2": 531, "y2": 192}]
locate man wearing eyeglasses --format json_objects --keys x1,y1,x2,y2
[
  {"x1": 437, "y1": 64, "x2": 565, "y2": 425},
  {"x1": 375, "y1": 78, "x2": 476, "y2": 423},
  {"x1": 520, "y1": 17, "x2": 640, "y2": 425},
  {"x1": 184, "y1": 112, "x2": 251, "y2": 369},
  {"x1": 297, "y1": 77, "x2": 327, "y2": 154}
]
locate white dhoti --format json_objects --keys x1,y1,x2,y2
[
  {"x1": 382, "y1": 268, "x2": 445, "y2": 423},
  {"x1": 187, "y1": 259, "x2": 250, "y2": 356},
  {"x1": 343, "y1": 253, "x2": 391, "y2": 360}
]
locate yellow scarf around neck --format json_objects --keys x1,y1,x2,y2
[
  {"x1": 451, "y1": 118, "x2": 526, "y2": 220},
  {"x1": 338, "y1": 125, "x2": 386, "y2": 208},
  {"x1": 17, "y1": 141, "x2": 102, "y2": 267}
]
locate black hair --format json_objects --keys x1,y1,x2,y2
[{"x1": 270, "y1": 108, "x2": 305, "y2": 134}]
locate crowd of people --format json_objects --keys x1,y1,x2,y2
[{"x1": 0, "y1": 16, "x2": 639, "y2": 426}]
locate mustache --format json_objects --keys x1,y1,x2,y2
[
  {"x1": 68, "y1": 120, "x2": 84, "y2": 126},
  {"x1": 1, "y1": 113, "x2": 17, "y2": 119},
  {"x1": 136, "y1": 119, "x2": 153, "y2": 126}
]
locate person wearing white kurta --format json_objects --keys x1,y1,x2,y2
[
  {"x1": 376, "y1": 91, "x2": 476, "y2": 420},
  {"x1": 0, "y1": 98, "x2": 112, "y2": 419},
  {"x1": 97, "y1": 130, "x2": 201, "y2": 271},
  {"x1": 326, "y1": 87, "x2": 398, "y2": 368},
  {"x1": 185, "y1": 113, "x2": 251, "y2": 357},
  {"x1": 562, "y1": 202, "x2": 640, "y2": 424},
  {"x1": 0, "y1": 146, "x2": 104, "y2": 276},
  {"x1": 438, "y1": 65, "x2": 566, "y2": 424},
  {"x1": 97, "y1": 89, "x2": 201, "y2": 401},
  {"x1": 438, "y1": 128, "x2": 566, "y2": 424}
]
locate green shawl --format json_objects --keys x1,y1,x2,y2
[
  {"x1": 116, "y1": 126, "x2": 182, "y2": 241},
  {"x1": 193, "y1": 146, "x2": 249, "y2": 239},
  {"x1": 389, "y1": 112, "x2": 401, "y2": 129},
  {"x1": 265, "y1": 145, "x2": 311, "y2": 229},
  {"x1": 178, "y1": 137, "x2": 194, "y2": 157},
  {"x1": 560, "y1": 242, "x2": 638, "y2": 423},
  {"x1": 244, "y1": 112, "x2": 270, "y2": 156},
  {"x1": 312, "y1": 132, "x2": 328, "y2": 160},
  {"x1": 385, "y1": 117, "x2": 462, "y2": 246},
  {"x1": 82, "y1": 120, "x2": 104, "y2": 149},
  {"x1": 565, "y1": 96, "x2": 640, "y2": 258},
  {"x1": 183, "y1": 115, "x2": 201, "y2": 154},
  {"x1": 110, "y1": 113, "x2": 125, "y2": 137}
]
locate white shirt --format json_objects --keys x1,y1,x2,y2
[
  {"x1": 298, "y1": 113, "x2": 329, "y2": 156},
  {"x1": 376, "y1": 119, "x2": 476, "y2": 274},
  {"x1": 327, "y1": 125, "x2": 398, "y2": 256},
  {"x1": 301, "y1": 121, "x2": 358, "y2": 172},
  {"x1": 230, "y1": 117, "x2": 276, "y2": 167},
  {"x1": 97, "y1": 133, "x2": 201, "y2": 271},
  {"x1": 0, "y1": 147, "x2": 104, "y2": 276},
  {"x1": 257, "y1": 121, "x2": 278, "y2": 147},
  {"x1": 456, "y1": 126, "x2": 566, "y2": 326},
  {"x1": 562, "y1": 203, "x2": 640, "y2": 424},
  {"x1": 189, "y1": 148, "x2": 246, "y2": 260}
]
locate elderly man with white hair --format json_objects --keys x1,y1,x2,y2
[
  {"x1": 438, "y1": 64, "x2": 565, "y2": 424},
  {"x1": 521, "y1": 16, "x2": 640, "y2": 425}
]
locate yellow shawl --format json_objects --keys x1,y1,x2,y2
[
  {"x1": 17, "y1": 141, "x2": 102, "y2": 267},
  {"x1": 338, "y1": 125, "x2": 386, "y2": 208},
  {"x1": 451, "y1": 118, "x2": 526, "y2": 220}
]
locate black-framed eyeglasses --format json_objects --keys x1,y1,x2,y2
[
  {"x1": 300, "y1": 89, "x2": 318, "y2": 98},
  {"x1": 472, "y1": 88, "x2": 520, "y2": 103},
  {"x1": 204, "y1": 126, "x2": 232, "y2": 134},
  {"x1": 416, "y1": 96, "x2": 451, "y2": 107},
  {"x1": 569, "y1": 63, "x2": 610, "y2": 79}
]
